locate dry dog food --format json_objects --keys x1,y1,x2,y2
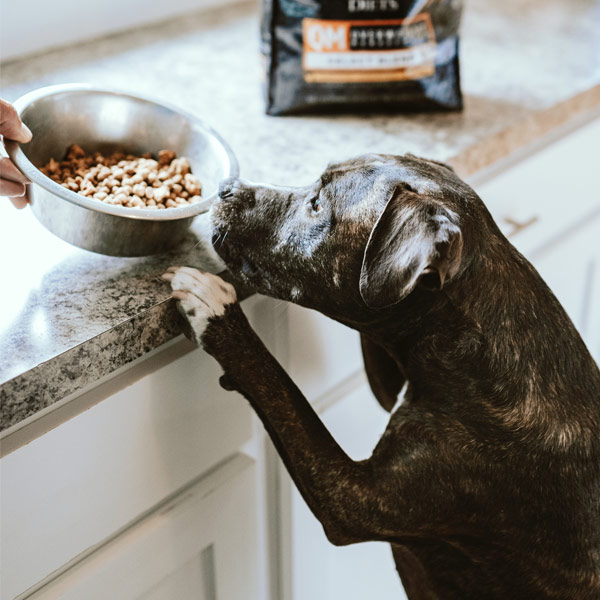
[
  {"x1": 40, "y1": 144, "x2": 202, "y2": 209},
  {"x1": 261, "y1": 0, "x2": 463, "y2": 115}
]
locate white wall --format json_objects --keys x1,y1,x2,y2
[{"x1": 0, "y1": 0, "x2": 241, "y2": 63}]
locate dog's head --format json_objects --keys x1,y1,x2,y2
[{"x1": 211, "y1": 154, "x2": 485, "y2": 316}]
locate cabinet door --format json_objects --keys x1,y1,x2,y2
[
  {"x1": 528, "y1": 216, "x2": 600, "y2": 363},
  {"x1": 285, "y1": 303, "x2": 363, "y2": 402},
  {"x1": 278, "y1": 377, "x2": 407, "y2": 600},
  {"x1": 21, "y1": 454, "x2": 259, "y2": 600},
  {"x1": 475, "y1": 118, "x2": 600, "y2": 258},
  {"x1": 475, "y1": 117, "x2": 600, "y2": 364},
  {"x1": 2, "y1": 342, "x2": 254, "y2": 599}
]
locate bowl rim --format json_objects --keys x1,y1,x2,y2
[{"x1": 7, "y1": 83, "x2": 239, "y2": 222}]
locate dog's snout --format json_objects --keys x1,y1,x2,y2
[
  {"x1": 218, "y1": 176, "x2": 239, "y2": 200},
  {"x1": 218, "y1": 177, "x2": 258, "y2": 207}
]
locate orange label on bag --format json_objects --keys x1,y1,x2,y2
[{"x1": 302, "y1": 15, "x2": 436, "y2": 83}]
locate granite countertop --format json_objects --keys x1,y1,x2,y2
[{"x1": 1, "y1": 0, "x2": 599, "y2": 434}]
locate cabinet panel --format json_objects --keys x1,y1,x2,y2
[
  {"x1": 529, "y1": 217, "x2": 600, "y2": 363},
  {"x1": 475, "y1": 118, "x2": 600, "y2": 364},
  {"x1": 286, "y1": 304, "x2": 363, "y2": 402},
  {"x1": 476, "y1": 118, "x2": 600, "y2": 258},
  {"x1": 2, "y1": 344, "x2": 254, "y2": 599},
  {"x1": 140, "y1": 546, "x2": 216, "y2": 600},
  {"x1": 280, "y1": 377, "x2": 407, "y2": 600},
  {"x1": 21, "y1": 455, "x2": 259, "y2": 600}
]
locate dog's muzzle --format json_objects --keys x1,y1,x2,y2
[
  {"x1": 218, "y1": 177, "x2": 260, "y2": 207},
  {"x1": 218, "y1": 176, "x2": 242, "y2": 200}
]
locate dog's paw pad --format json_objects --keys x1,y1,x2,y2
[{"x1": 162, "y1": 266, "x2": 237, "y2": 340}]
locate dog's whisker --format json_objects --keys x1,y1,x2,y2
[{"x1": 218, "y1": 231, "x2": 229, "y2": 249}]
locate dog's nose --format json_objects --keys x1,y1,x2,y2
[{"x1": 218, "y1": 177, "x2": 240, "y2": 200}]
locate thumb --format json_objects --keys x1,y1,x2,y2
[{"x1": 0, "y1": 99, "x2": 32, "y2": 143}]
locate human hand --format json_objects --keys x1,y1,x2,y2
[{"x1": 1, "y1": 98, "x2": 32, "y2": 209}]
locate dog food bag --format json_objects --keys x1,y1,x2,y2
[{"x1": 261, "y1": 0, "x2": 463, "y2": 115}]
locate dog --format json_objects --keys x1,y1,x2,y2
[{"x1": 162, "y1": 153, "x2": 600, "y2": 599}]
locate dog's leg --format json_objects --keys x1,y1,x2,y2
[
  {"x1": 163, "y1": 267, "x2": 421, "y2": 545},
  {"x1": 361, "y1": 334, "x2": 406, "y2": 412}
]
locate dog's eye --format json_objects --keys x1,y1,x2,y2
[{"x1": 310, "y1": 195, "x2": 322, "y2": 214}]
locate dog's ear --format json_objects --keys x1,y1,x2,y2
[{"x1": 359, "y1": 190, "x2": 463, "y2": 309}]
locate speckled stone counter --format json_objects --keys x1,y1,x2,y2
[{"x1": 1, "y1": 0, "x2": 599, "y2": 432}]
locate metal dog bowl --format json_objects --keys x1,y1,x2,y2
[{"x1": 7, "y1": 84, "x2": 238, "y2": 256}]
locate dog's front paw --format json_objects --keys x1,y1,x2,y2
[{"x1": 162, "y1": 266, "x2": 237, "y2": 342}]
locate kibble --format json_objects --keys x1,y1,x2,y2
[{"x1": 40, "y1": 144, "x2": 203, "y2": 209}]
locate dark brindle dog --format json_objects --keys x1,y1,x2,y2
[{"x1": 163, "y1": 154, "x2": 600, "y2": 599}]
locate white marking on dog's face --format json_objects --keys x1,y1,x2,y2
[{"x1": 162, "y1": 266, "x2": 237, "y2": 341}]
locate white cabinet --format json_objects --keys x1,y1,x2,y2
[
  {"x1": 2, "y1": 295, "x2": 271, "y2": 600},
  {"x1": 285, "y1": 303, "x2": 364, "y2": 403},
  {"x1": 279, "y1": 377, "x2": 407, "y2": 600},
  {"x1": 271, "y1": 301, "x2": 408, "y2": 600},
  {"x1": 24, "y1": 454, "x2": 258, "y2": 600},
  {"x1": 532, "y1": 217, "x2": 600, "y2": 362},
  {"x1": 476, "y1": 117, "x2": 600, "y2": 363},
  {"x1": 2, "y1": 343, "x2": 255, "y2": 599}
]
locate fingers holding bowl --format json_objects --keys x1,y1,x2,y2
[{"x1": 0, "y1": 147, "x2": 30, "y2": 208}]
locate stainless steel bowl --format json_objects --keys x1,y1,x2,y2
[{"x1": 7, "y1": 84, "x2": 238, "y2": 256}]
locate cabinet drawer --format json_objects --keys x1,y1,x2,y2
[
  {"x1": 2, "y1": 344, "x2": 253, "y2": 599},
  {"x1": 22, "y1": 454, "x2": 259, "y2": 600}
]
